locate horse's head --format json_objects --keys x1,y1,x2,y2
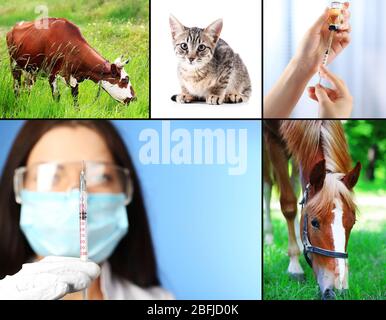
[
  {"x1": 301, "y1": 159, "x2": 361, "y2": 300},
  {"x1": 100, "y1": 56, "x2": 136, "y2": 104}
]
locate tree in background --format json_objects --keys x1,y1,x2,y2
[{"x1": 344, "y1": 120, "x2": 386, "y2": 182}]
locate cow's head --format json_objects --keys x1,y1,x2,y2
[{"x1": 100, "y1": 56, "x2": 136, "y2": 104}]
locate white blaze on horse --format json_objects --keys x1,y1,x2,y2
[
  {"x1": 264, "y1": 120, "x2": 361, "y2": 300},
  {"x1": 6, "y1": 18, "x2": 136, "y2": 105}
]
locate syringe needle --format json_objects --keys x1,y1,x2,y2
[
  {"x1": 319, "y1": 31, "x2": 335, "y2": 84},
  {"x1": 79, "y1": 161, "x2": 88, "y2": 300}
]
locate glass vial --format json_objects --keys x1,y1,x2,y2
[{"x1": 329, "y1": 1, "x2": 344, "y2": 31}]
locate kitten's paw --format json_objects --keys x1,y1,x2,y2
[
  {"x1": 171, "y1": 94, "x2": 195, "y2": 104},
  {"x1": 225, "y1": 94, "x2": 245, "y2": 104},
  {"x1": 206, "y1": 95, "x2": 224, "y2": 105}
]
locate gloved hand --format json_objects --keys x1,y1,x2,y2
[{"x1": 0, "y1": 256, "x2": 100, "y2": 300}]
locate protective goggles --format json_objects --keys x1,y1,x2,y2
[{"x1": 14, "y1": 161, "x2": 133, "y2": 205}]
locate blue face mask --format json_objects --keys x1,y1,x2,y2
[{"x1": 19, "y1": 190, "x2": 129, "y2": 264}]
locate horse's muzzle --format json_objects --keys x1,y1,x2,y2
[{"x1": 321, "y1": 288, "x2": 336, "y2": 300}]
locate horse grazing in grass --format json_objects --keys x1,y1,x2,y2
[
  {"x1": 264, "y1": 120, "x2": 361, "y2": 300},
  {"x1": 6, "y1": 18, "x2": 136, "y2": 105}
]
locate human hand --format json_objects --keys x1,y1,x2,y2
[
  {"x1": 0, "y1": 256, "x2": 100, "y2": 300},
  {"x1": 307, "y1": 65, "x2": 353, "y2": 118},
  {"x1": 294, "y1": 2, "x2": 351, "y2": 75}
]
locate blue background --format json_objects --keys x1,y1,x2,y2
[{"x1": 0, "y1": 120, "x2": 261, "y2": 300}]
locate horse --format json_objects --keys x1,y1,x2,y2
[
  {"x1": 6, "y1": 18, "x2": 136, "y2": 105},
  {"x1": 264, "y1": 120, "x2": 361, "y2": 300}
]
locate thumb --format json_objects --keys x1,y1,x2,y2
[
  {"x1": 310, "y1": 7, "x2": 329, "y2": 32},
  {"x1": 314, "y1": 84, "x2": 332, "y2": 105}
]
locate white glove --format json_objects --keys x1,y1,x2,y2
[{"x1": 0, "y1": 256, "x2": 100, "y2": 300}]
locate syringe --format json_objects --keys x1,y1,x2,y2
[
  {"x1": 79, "y1": 161, "x2": 88, "y2": 300},
  {"x1": 319, "y1": 1, "x2": 344, "y2": 84},
  {"x1": 319, "y1": 31, "x2": 334, "y2": 84}
]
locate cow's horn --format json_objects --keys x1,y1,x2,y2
[{"x1": 114, "y1": 56, "x2": 124, "y2": 67}]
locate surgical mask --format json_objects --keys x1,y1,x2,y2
[{"x1": 19, "y1": 190, "x2": 129, "y2": 264}]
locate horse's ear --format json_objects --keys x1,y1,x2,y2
[
  {"x1": 342, "y1": 162, "x2": 361, "y2": 190},
  {"x1": 310, "y1": 160, "x2": 326, "y2": 193}
]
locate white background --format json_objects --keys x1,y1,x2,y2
[{"x1": 151, "y1": 0, "x2": 261, "y2": 119}]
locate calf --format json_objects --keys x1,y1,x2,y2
[{"x1": 6, "y1": 18, "x2": 136, "y2": 105}]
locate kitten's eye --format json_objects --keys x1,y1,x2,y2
[
  {"x1": 311, "y1": 218, "x2": 320, "y2": 229},
  {"x1": 180, "y1": 43, "x2": 188, "y2": 50},
  {"x1": 197, "y1": 44, "x2": 206, "y2": 52}
]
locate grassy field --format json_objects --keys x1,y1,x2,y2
[
  {"x1": 0, "y1": 0, "x2": 149, "y2": 118},
  {"x1": 264, "y1": 193, "x2": 386, "y2": 300}
]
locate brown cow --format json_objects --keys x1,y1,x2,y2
[{"x1": 6, "y1": 18, "x2": 136, "y2": 105}]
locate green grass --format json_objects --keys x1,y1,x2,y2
[
  {"x1": 355, "y1": 178, "x2": 386, "y2": 196},
  {"x1": 264, "y1": 197, "x2": 386, "y2": 300},
  {"x1": 0, "y1": 0, "x2": 148, "y2": 26},
  {"x1": 0, "y1": 0, "x2": 149, "y2": 118}
]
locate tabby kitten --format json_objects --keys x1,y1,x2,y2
[{"x1": 169, "y1": 15, "x2": 252, "y2": 105}]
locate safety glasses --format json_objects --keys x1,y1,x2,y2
[{"x1": 14, "y1": 161, "x2": 133, "y2": 205}]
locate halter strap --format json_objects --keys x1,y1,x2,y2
[{"x1": 300, "y1": 182, "x2": 348, "y2": 268}]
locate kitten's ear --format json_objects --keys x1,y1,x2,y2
[
  {"x1": 169, "y1": 15, "x2": 185, "y2": 40},
  {"x1": 205, "y1": 19, "x2": 223, "y2": 43}
]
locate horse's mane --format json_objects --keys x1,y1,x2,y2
[
  {"x1": 280, "y1": 121, "x2": 356, "y2": 217},
  {"x1": 280, "y1": 121, "x2": 352, "y2": 174}
]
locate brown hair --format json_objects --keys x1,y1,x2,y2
[
  {"x1": 280, "y1": 120, "x2": 352, "y2": 175},
  {"x1": 0, "y1": 120, "x2": 160, "y2": 287}
]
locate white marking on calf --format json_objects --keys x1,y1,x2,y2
[
  {"x1": 100, "y1": 67, "x2": 133, "y2": 103},
  {"x1": 69, "y1": 75, "x2": 77, "y2": 87},
  {"x1": 120, "y1": 68, "x2": 128, "y2": 80},
  {"x1": 52, "y1": 80, "x2": 58, "y2": 94},
  {"x1": 50, "y1": 76, "x2": 60, "y2": 98},
  {"x1": 331, "y1": 198, "x2": 346, "y2": 289}
]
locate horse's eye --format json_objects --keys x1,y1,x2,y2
[
  {"x1": 311, "y1": 218, "x2": 320, "y2": 229},
  {"x1": 180, "y1": 43, "x2": 188, "y2": 50}
]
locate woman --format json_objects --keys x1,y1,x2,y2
[
  {"x1": 264, "y1": 2, "x2": 353, "y2": 118},
  {"x1": 0, "y1": 120, "x2": 173, "y2": 300}
]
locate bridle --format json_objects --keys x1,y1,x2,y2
[{"x1": 300, "y1": 183, "x2": 348, "y2": 268}]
